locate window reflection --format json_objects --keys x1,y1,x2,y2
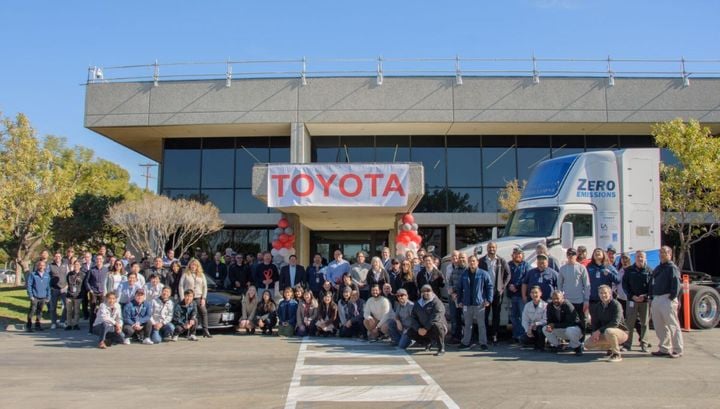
[
  {"x1": 163, "y1": 150, "x2": 201, "y2": 189},
  {"x1": 202, "y1": 149, "x2": 234, "y2": 188},
  {"x1": 455, "y1": 226, "x2": 493, "y2": 249},
  {"x1": 235, "y1": 189, "x2": 268, "y2": 213},
  {"x1": 483, "y1": 187, "x2": 503, "y2": 213},
  {"x1": 201, "y1": 189, "x2": 234, "y2": 213},
  {"x1": 447, "y1": 188, "x2": 481, "y2": 213},
  {"x1": 417, "y1": 227, "x2": 446, "y2": 257}
]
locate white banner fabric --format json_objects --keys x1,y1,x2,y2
[{"x1": 267, "y1": 164, "x2": 409, "y2": 207}]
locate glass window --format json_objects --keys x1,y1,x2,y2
[
  {"x1": 341, "y1": 136, "x2": 375, "y2": 163},
  {"x1": 447, "y1": 136, "x2": 481, "y2": 187},
  {"x1": 202, "y1": 148, "x2": 234, "y2": 188},
  {"x1": 236, "y1": 138, "x2": 269, "y2": 188},
  {"x1": 376, "y1": 135, "x2": 410, "y2": 162},
  {"x1": 312, "y1": 136, "x2": 342, "y2": 163},
  {"x1": 235, "y1": 189, "x2": 268, "y2": 213},
  {"x1": 562, "y1": 213, "x2": 593, "y2": 237},
  {"x1": 270, "y1": 137, "x2": 290, "y2": 163},
  {"x1": 448, "y1": 188, "x2": 482, "y2": 213},
  {"x1": 516, "y1": 136, "x2": 551, "y2": 183},
  {"x1": 418, "y1": 227, "x2": 446, "y2": 258},
  {"x1": 551, "y1": 135, "x2": 584, "y2": 158},
  {"x1": 163, "y1": 149, "x2": 201, "y2": 189},
  {"x1": 586, "y1": 135, "x2": 619, "y2": 151},
  {"x1": 455, "y1": 227, "x2": 494, "y2": 250},
  {"x1": 482, "y1": 136, "x2": 516, "y2": 187},
  {"x1": 482, "y1": 187, "x2": 503, "y2": 213},
  {"x1": 162, "y1": 189, "x2": 200, "y2": 201},
  {"x1": 416, "y1": 188, "x2": 447, "y2": 212},
  {"x1": 411, "y1": 136, "x2": 445, "y2": 188},
  {"x1": 619, "y1": 135, "x2": 653, "y2": 148},
  {"x1": 503, "y1": 207, "x2": 560, "y2": 237},
  {"x1": 202, "y1": 189, "x2": 234, "y2": 213}
]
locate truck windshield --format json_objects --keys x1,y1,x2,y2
[{"x1": 503, "y1": 207, "x2": 560, "y2": 237}]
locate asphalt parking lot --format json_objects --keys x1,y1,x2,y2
[{"x1": 1, "y1": 324, "x2": 719, "y2": 409}]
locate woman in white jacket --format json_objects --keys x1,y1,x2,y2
[
  {"x1": 178, "y1": 258, "x2": 211, "y2": 338},
  {"x1": 521, "y1": 286, "x2": 548, "y2": 350}
]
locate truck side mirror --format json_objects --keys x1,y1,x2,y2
[
  {"x1": 491, "y1": 227, "x2": 498, "y2": 241},
  {"x1": 560, "y1": 222, "x2": 574, "y2": 249}
]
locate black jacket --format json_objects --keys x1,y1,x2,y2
[
  {"x1": 206, "y1": 262, "x2": 228, "y2": 287},
  {"x1": 366, "y1": 269, "x2": 392, "y2": 291},
  {"x1": 280, "y1": 265, "x2": 307, "y2": 290},
  {"x1": 479, "y1": 255, "x2": 511, "y2": 295},
  {"x1": 622, "y1": 264, "x2": 652, "y2": 300},
  {"x1": 590, "y1": 299, "x2": 625, "y2": 333},
  {"x1": 546, "y1": 300, "x2": 580, "y2": 329},
  {"x1": 416, "y1": 267, "x2": 445, "y2": 297},
  {"x1": 228, "y1": 264, "x2": 251, "y2": 292},
  {"x1": 410, "y1": 295, "x2": 447, "y2": 331},
  {"x1": 650, "y1": 261, "x2": 681, "y2": 300}
]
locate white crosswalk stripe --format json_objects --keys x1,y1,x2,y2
[{"x1": 284, "y1": 337, "x2": 459, "y2": 409}]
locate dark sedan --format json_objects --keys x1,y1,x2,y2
[{"x1": 201, "y1": 274, "x2": 242, "y2": 330}]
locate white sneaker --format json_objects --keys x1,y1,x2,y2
[
  {"x1": 123, "y1": 338, "x2": 131, "y2": 345},
  {"x1": 142, "y1": 338, "x2": 154, "y2": 345},
  {"x1": 170, "y1": 335, "x2": 179, "y2": 342},
  {"x1": 188, "y1": 334, "x2": 198, "y2": 341},
  {"x1": 60, "y1": 322, "x2": 66, "y2": 328},
  {"x1": 50, "y1": 324, "x2": 57, "y2": 330}
]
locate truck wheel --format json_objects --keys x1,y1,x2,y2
[{"x1": 689, "y1": 285, "x2": 720, "y2": 329}]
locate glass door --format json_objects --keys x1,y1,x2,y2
[{"x1": 310, "y1": 231, "x2": 389, "y2": 264}]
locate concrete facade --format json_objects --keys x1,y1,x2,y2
[{"x1": 84, "y1": 76, "x2": 720, "y2": 263}]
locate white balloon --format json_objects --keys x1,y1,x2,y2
[
  {"x1": 274, "y1": 227, "x2": 283, "y2": 235},
  {"x1": 271, "y1": 234, "x2": 279, "y2": 242},
  {"x1": 272, "y1": 255, "x2": 284, "y2": 264},
  {"x1": 284, "y1": 227, "x2": 294, "y2": 235},
  {"x1": 279, "y1": 248, "x2": 289, "y2": 257},
  {"x1": 411, "y1": 223, "x2": 418, "y2": 231},
  {"x1": 288, "y1": 248, "x2": 296, "y2": 255},
  {"x1": 271, "y1": 248, "x2": 279, "y2": 256},
  {"x1": 407, "y1": 242, "x2": 419, "y2": 251},
  {"x1": 401, "y1": 223, "x2": 412, "y2": 231}
]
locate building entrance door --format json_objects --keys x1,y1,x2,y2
[{"x1": 310, "y1": 231, "x2": 389, "y2": 264}]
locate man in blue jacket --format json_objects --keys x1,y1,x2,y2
[
  {"x1": 455, "y1": 255, "x2": 494, "y2": 350},
  {"x1": 122, "y1": 288, "x2": 153, "y2": 344},
  {"x1": 26, "y1": 260, "x2": 52, "y2": 332}
]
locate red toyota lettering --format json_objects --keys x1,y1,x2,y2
[
  {"x1": 291, "y1": 174, "x2": 314, "y2": 197},
  {"x1": 364, "y1": 173, "x2": 383, "y2": 196},
  {"x1": 383, "y1": 173, "x2": 405, "y2": 196},
  {"x1": 339, "y1": 174, "x2": 362, "y2": 197},
  {"x1": 316, "y1": 173, "x2": 337, "y2": 197},
  {"x1": 271, "y1": 174, "x2": 290, "y2": 197}
]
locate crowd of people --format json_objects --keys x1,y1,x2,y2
[{"x1": 24, "y1": 242, "x2": 684, "y2": 361}]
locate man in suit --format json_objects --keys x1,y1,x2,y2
[
  {"x1": 478, "y1": 241, "x2": 511, "y2": 344},
  {"x1": 280, "y1": 255, "x2": 307, "y2": 290}
]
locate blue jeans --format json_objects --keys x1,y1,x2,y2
[
  {"x1": 151, "y1": 323, "x2": 175, "y2": 343},
  {"x1": 510, "y1": 296, "x2": 525, "y2": 340},
  {"x1": 50, "y1": 289, "x2": 67, "y2": 324},
  {"x1": 387, "y1": 320, "x2": 412, "y2": 348}
]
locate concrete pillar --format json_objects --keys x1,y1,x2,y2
[
  {"x1": 447, "y1": 223, "x2": 456, "y2": 253},
  {"x1": 290, "y1": 122, "x2": 310, "y2": 163}
]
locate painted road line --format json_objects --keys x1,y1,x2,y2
[{"x1": 284, "y1": 337, "x2": 460, "y2": 409}]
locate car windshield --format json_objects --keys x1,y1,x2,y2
[
  {"x1": 204, "y1": 273, "x2": 217, "y2": 287},
  {"x1": 503, "y1": 207, "x2": 560, "y2": 238}
]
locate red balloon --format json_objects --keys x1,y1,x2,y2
[
  {"x1": 272, "y1": 241, "x2": 282, "y2": 250},
  {"x1": 397, "y1": 232, "x2": 412, "y2": 244},
  {"x1": 411, "y1": 233, "x2": 422, "y2": 245},
  {"x1": 284, "y1": 242, "x2": 294, "y2": 249},
  {"x1": 287, "y1": 235, "x2": 295, "y2": 244},
  {"x1": 278, "y1": 218, "x2": 289, "y2": 229},
  {"x1": 402, "y1": 214, "x2": 414, "y2": 225},
  {"x1": 279, "y1": 233, "x2": 289, "y2": 243}
]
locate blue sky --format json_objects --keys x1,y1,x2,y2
[{"x1": 1, "y1": 0, "x2": 718, "y2": 189}]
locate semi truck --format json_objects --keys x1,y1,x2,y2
[{"x1": 442, "y1": 148, "x2": 720, "y2": 329}]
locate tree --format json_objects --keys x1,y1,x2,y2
[
  {"x1": 0, "y1": 114, "x2": 83, "y2": 284},
  {"x1": 498, "y1": 179, "x2": 527, "y2": 215},
  {"x1": 51, "y1": 158, "x2": 143, "y2": 252},
  {"x1": 106, "y1": 194, "x2": 223, "y2": 258},
  {"x1": 653, "y1": 118, "x2": 720, "y2": 270}
]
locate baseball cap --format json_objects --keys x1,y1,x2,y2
[
  {"x1": 566, "y1": 248, "x2": 577, "y2": 256},
  {"x1": 512, "y1": 247, "x2": 523, "y2": 254},
  {"x1": 135, "y1": 288, "x2": 145, "y2": 294},
  {"x1": 536, "y1": 254, "x2": 548, "y2": 261},
  {"x1": 606, "y1": 245, "x2": 617, "y2": 253},
  {"x1": 396, "y1": 288, "x2": 408, "y2": 296}
]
